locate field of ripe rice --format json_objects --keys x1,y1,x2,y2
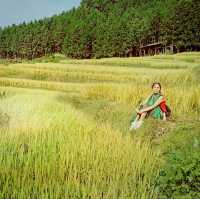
[{"x1": 0, "y1": 52, "x2": 200, "y2": 198}]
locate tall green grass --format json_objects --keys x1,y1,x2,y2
[
  {"x1": 0, "y1": 52, "x2": 200, "y2": 198},
  {"x1": 0, "y1": 89, "x2": 159, "y2": 198}
]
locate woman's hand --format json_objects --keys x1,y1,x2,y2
[{"x1": 136, "y1": 108, "x2": 143, "y2": 115}]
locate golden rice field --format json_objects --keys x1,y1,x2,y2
[{"x1": 0, "y1": 52, "x2": 200, "y2": 198}]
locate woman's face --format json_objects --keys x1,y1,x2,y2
[{"x1": 152, "y1": 83, "x2": 161, "y2": 93}]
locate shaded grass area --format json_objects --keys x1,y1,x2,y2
[
  {"x1": 155, "y1": 121, "x2": 200, "y2": 198},
  {"x1": 57, "y1": 93, "x2": 132, "y2": 134}
]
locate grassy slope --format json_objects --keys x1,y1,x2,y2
[{"x1": 0, "y1": 52, "x2": 200, "y2": 198}]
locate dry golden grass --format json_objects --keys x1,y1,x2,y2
[{"x1": 0, "y1": 52, "x2": 199, "y2": 198}]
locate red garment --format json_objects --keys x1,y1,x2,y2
[{"x1": 159, "y1": 97, "x2": 167, "y2": 112}]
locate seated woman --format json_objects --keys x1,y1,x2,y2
[{"x1": 130, "y1": 82, "x2": 170, "y2": 130}]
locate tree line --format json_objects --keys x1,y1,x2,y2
[{"x1": 0, "y1": 0, "x2": 200, "y2": 59}]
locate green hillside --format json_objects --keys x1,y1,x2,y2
[{"x1": 0, "y1": 0, "x2": 200, "y2": 59}]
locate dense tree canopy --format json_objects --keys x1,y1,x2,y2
[{"x1": 0, "y1": 0, "x2": 199, "y2": 59}]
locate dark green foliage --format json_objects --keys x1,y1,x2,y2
[
  {"x1": 0, "y1": 0, "x2": 200, "y2": 59},
  {"x1": 161, "y1": 0, "x2": 200, "y2": 52},
  {"x1": 157, "y1": 135, "x2": 200, "y2": 199}
]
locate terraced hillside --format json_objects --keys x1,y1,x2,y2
[{"x1": 0, "y1": 52, "x2": 200, "y2": 198}]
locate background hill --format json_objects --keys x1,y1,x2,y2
[{"x1": 0, "y1": 0, "x2": 200, "y2": 59}]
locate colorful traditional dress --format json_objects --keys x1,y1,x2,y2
[
  {"x1": 145, "y1": 93, "x2": 165, "y2": 119},
  {"x1": 130, "y1": 93, "x2": 167, "y2": 123}
]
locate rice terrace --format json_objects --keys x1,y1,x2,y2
[
  {"x1": 0, "y1": 0, "x2": 200, "y2": 199},
  {"x1": 0, "y1": 53, "x2": 199, "y2": 198}
]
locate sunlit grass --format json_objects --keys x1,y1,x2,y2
[
  {"x1": 0, "y1": 52, "x2": 199, "y2": 198},
  {"x1": 0, "y1": 88, "x2": 159, "y2": 198}
]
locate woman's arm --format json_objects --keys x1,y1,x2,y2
[
  {"x1": 138, "y1": 96, "x2": 164, "y2": 113},
  {"x1": 135, "y1": 94, "x2": 151, "y2": 114},
  {"x1": 141, "y1": 94, "x2": 152, "y2": 105}
]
